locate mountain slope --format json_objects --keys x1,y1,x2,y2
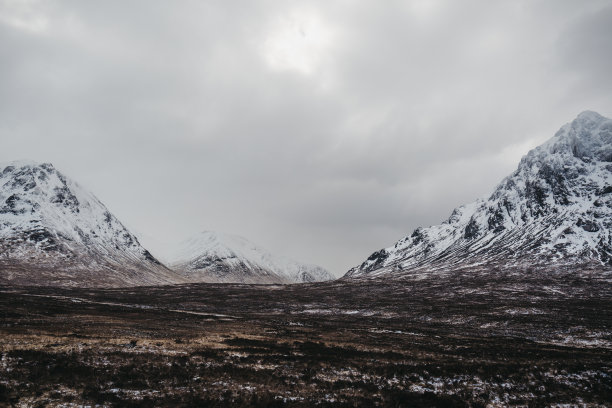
[
  {"x1": 0, "y1": 161, "x2": 184, "y2": 287},
  {"x1": 346, "y1": 111, "x2": 612, "y2": 278},
  {"x1": 170, "y1": 231, "x2": 334, "y2": 284}
]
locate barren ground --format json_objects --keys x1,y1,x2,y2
[{"x1": 0, "y1": 268, "x2": 611, "y2": 407}]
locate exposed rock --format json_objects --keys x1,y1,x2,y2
[
  {"x1": 346, "y1": 111, "x2": 612, "y2": 278},
  {"x1": 0, "y1": 161, "x2": 184, "y2": 287}
]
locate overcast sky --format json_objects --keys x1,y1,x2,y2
[{"x1": 1, "y1": 0, "x2": 611, "y2": 276}]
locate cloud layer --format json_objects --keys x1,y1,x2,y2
[{"x1": 1, "y1": 0, "x2": 611, "y2": 275}]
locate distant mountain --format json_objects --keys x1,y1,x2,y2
[
  {"x1": 0, "y1": 161, "x2": 184, "y2": 287},
  {"x1": 170, "y1": 231, "x2": 334, "y2": 284},
  {"x1": 346, "y1": 111, "x2": 612, "y2": 278}
]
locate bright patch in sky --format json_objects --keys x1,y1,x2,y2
[
  {"x1": 262, "y1": 10, "x2": 334, "y2": 75},
  {"x1": 407, "y1": 0, "x2": 441, "y2": 19}
]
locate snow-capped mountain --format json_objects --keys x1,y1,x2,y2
[
  {"x1": 346, "y1": 111, "x2": 612, "y2": 278},
  {"x1": 170, "y1": 231, "x2": 334, "y2": 284},
  {"x1": 0, "y1": 161, "x2": 184, "y2": 287}
]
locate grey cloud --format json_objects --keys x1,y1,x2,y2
[
  {"x1": 556, "y1": 5, "x2": 612, "y2": 94},
  {"x1": 0, "y1": 0, "x2": 611, "y2": 276}
]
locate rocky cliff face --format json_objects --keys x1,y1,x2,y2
[
  {"x1": 346, "y1": 111, "x2": 612, "y2": 278},
  {"x1": 0, "y1": 161, "x2": 184, "y2": 287},
  {"x1": 170, "y1": 231, "x2": 334, "y2": 284}
]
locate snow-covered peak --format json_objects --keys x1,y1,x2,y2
[
  {"x1": 172, "y1": 231, "x2": 267, "y2": 266},
  {"x1": 347, "y1": 111, "x2": 612, "y2": 278},
  {"x1": 0, "y1": 160, "x2": 49, "y2": 169},
  {"x1": 1, "y1": 161, "x2": 131, "y2": 248},
  {"x1": 537, "y1": 110, "x2": 612, "y2": 161},
  {"x1": 575, "y1": 110, "x2": 605, "y2": 124},
  {"x1": 0, "y1": 161, "x2": 182, "y2": 287},
  {"x1": 171, "y1": 231, "x2": 334, "y2": 284}
]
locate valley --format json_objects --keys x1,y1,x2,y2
[
  {"x1": 2, "y1": 1, "x2": 611, "y2": 405},
  {"x1": 1, "y1": 267, "x2": 610, "y2": 407},
  {"x1": 1, "y1": 114, "x2": 610, "y2": 406}
]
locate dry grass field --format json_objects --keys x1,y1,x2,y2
[{"x1": 0, "y1": 268, "x2": 610, "y2": 407}]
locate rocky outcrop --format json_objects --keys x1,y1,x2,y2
[
  {"x1": 0, "y1": 161, "x2": 184, "y2": 287},
  {"x1": 346, "y1": 111, "x2": 612, "y2": 278}
]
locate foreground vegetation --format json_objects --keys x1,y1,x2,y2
[{"x1": 0, "y1": 267, "x2": 610, "y2": 406}]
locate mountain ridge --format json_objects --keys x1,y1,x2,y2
[
  {"x1": 170, "y1": 230, "x2": 334, "y2": 284},
  {"x1": 0, "y1": 161, "x2": 185, "y2": 287},
  {"x1": 346, "y1": 111, "x2": 612, "y2": 278}
]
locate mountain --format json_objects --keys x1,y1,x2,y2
[
  {"x1": 169, "y1": 231, "x2": 334, "y2": 284},
  {"x1": 346, "y1": 111, "x2": 612, "y2": 278},
  {"x1": 0, "y1": 161, "x2": 184, "y2": 287}
]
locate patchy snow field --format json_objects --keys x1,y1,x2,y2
[{"x1": 0, "y1": 266, "x2": 610, "y2": 406}]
